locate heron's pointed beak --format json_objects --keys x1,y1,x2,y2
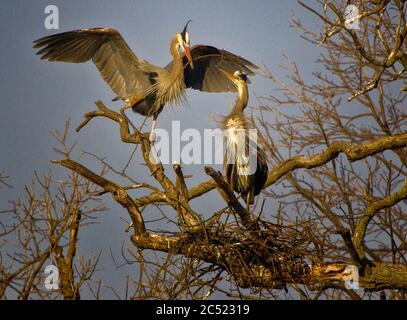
[
  {"x1": 220, "y1": 69, "x2": 235, "y2": 82},
  {"x1": 184, "y1": 44, "x2": 194, "y2": 69}
]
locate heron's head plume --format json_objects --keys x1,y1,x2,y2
[
  {"x1": 175, "y1": 20, "x2": 193, "y2": 69},
  {"x1": 181, "y1": 20, "x2": 192, "y2": 44}
]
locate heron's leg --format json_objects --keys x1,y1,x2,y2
[
  {"x1": 149, "y1": 119, "x2": 157, "y2": 142},
  {"x1": 120, "y1": 104, "x2": 137, "y2": 131}
]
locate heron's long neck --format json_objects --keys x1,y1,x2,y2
[
  {"x1": 169, "y1": 41, "x2": 185, "y2": 84},
  {"x1": 156, "y1": 40, "x2": 186, "y2": 107},
  {"x1": 231, "y1": 83, "x2": 249, "y2": 115}
]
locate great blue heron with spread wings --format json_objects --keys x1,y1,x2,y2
[
  {"x1": 33, "y1": 21, "x2": 258, "y2": 141},
  {"x1": 221, "y1": 70, "x2": 268, "y2": 207}
]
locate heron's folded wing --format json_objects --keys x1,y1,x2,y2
[
  {"x1": 34, "y1": 28, "x2": 153, "y2": 100},
  {"x1": 166, "y1": 45, "x2": 258, "y2": 93},
  {"x1": 254, "y1": 147, "x2": 269, "y2": 195}
]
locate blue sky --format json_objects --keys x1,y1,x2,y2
[{"x1": 0, "y1": 0, "x2": 321, "y2": 298}]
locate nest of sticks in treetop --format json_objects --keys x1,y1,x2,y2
[{"x1": 175, "y1": 220, "x2": 314, "y2": 288}]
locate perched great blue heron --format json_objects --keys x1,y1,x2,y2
[
  {"x1": 33, "y1": 21, "x2": 258, "y2": 140},
  {"x1": 221, "y1": 70, "x2": 268, "y2": 206}
]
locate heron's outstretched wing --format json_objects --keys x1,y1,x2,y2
[
  {"x1": 167, "y1": 45, "x2": 258, "y2": 92},
  {"x1": 33, "y1": 28, "x2": 155, "y2": 101}
]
